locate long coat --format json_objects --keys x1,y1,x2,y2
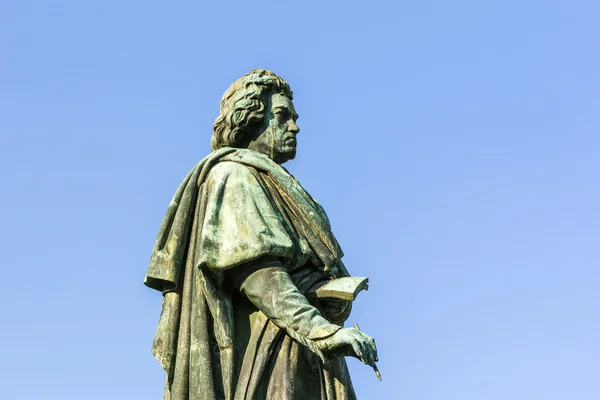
[{"x1": 144, "y1": 148, "x2": 356, "y2": 399}]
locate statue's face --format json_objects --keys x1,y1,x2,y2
[{"x1": 246, "y1": 92, "x2": 300, "y2": 164}]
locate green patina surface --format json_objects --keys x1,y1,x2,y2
[{"x1": 145, "y1": 69, "x2": 378, "y2": 400}]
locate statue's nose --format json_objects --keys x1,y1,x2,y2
[{"x1": 289, "y1": 121, "x2": 300, "y2": 135}]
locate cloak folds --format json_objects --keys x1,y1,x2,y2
[{"x1": 144, "y1": 148, "x2": 356, "y2": 400}]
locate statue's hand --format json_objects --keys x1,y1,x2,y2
[{"x1": 315, "y1": 327, "x2": 378, "y2": 367}]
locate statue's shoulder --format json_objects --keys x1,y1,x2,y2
[{"x1": 205, "y1": 159, "x2": 257, "y2": 184}]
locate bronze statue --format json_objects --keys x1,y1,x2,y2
[{"x1": 144, "y1": 69, "x2": 378, "y2": 400}]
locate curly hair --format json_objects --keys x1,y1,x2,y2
[{"x1": 211, "y1": 69, "x2": 293, "y2": 151}]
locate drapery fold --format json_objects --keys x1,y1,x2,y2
[{"x1": 144, "y1": 148, "x2": 355, "y2": 399}]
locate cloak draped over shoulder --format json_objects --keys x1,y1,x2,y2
[{"x1": 144, "y1": 148, "x2": 355, "y2": 400}]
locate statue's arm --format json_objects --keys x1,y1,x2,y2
[
  {"x1": 229, "y1": 257, "x2": 341, "y2": 341},
  {"x1": 228, "y1": 257, "x2": 378, "y2": 366}
]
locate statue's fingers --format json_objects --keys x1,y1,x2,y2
[
  {"x1": 366, "y1": 340, "x2": 378, "y2": 366},
  {"x1": 357, "y1": 330, "x2": 374, "y2": 344},
  {"x1": 370, "y1": 348, "x2": 378, "y2": 365},
  {"x1": 368, "y1": 337, "x2": 378, "y2": 361},
  {"x1": 352, "y1": 342, "x2": 365, "y2": 364},
  {"x1": 368, "y1": 349, "x2": 377, "y2": 367},
  {"x1": 359, "y1": 341, "x2": 374, "y2": 366},
  {"x1": 351, "y1": 330, "x2": 375, "y2": 365},
  {"x1": 364, "y1": 336, "x2": 375, "y2": 350}
]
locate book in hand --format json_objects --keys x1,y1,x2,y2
[{"x1": 307, "y1": 276, "x2": 369, "y2": 301}]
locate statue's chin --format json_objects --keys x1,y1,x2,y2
[{"x1": 277, "y1": 147, "x2": 296, "y2": 164}]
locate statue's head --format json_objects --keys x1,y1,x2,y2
[{"x1": 212, "y1": 69, "x2": 300, "y2": 164}]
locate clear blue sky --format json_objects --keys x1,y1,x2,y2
[{"x1": 1, "y1": 1, "x2": 598, "y2": 399}]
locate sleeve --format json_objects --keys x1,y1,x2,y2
[
  {"x1": 230, "y1": 257, "x2": 341, "y2": 341},
  {"x1": 197, "y1": 161, "x2": 297, "y2": 271}
]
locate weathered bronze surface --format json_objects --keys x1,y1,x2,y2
[{"x1": 145, "y1": 69, "x2": 378, "y2": 399}]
